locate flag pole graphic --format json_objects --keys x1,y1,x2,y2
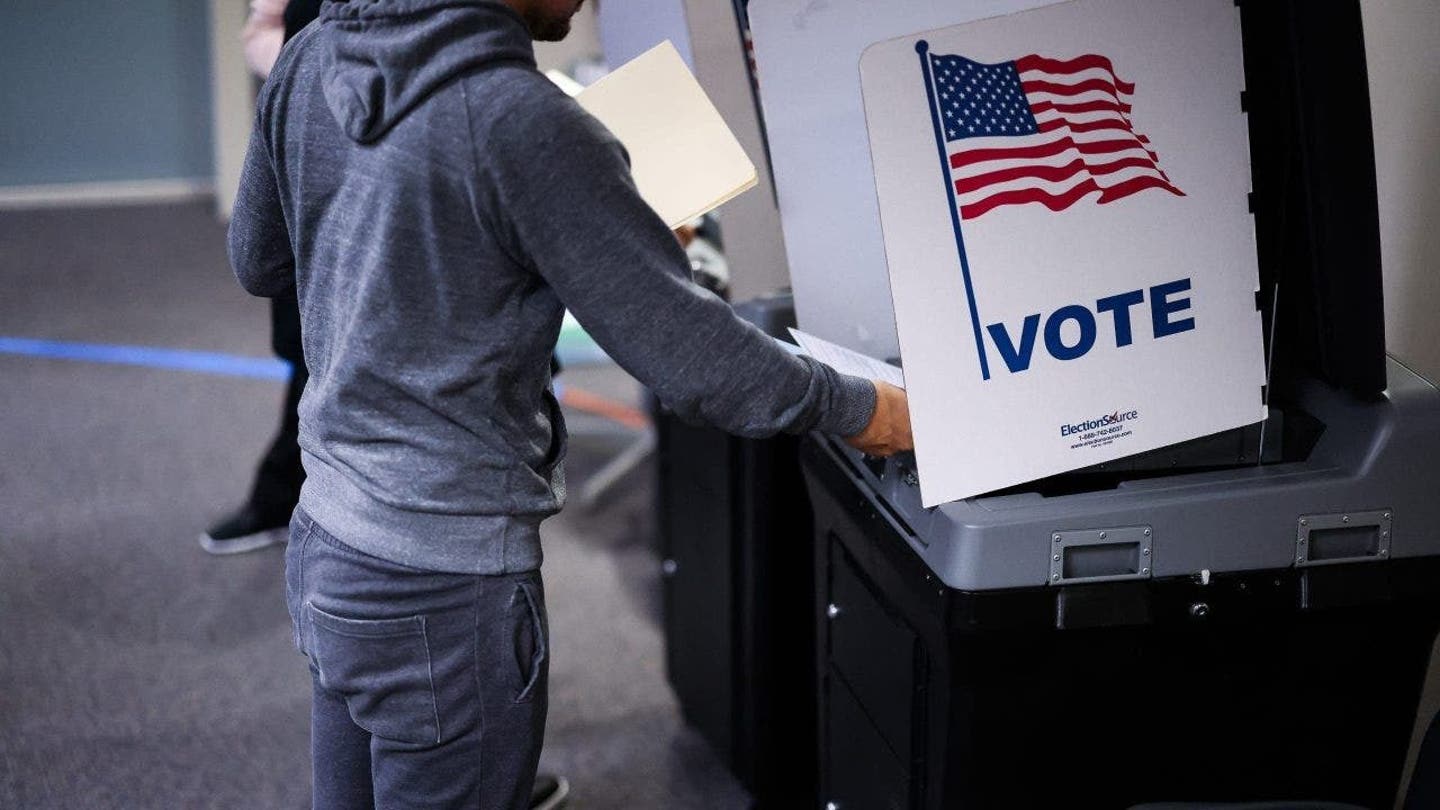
[{"x1": 916, "y1": 40, "x2": 991, "y2": 381}]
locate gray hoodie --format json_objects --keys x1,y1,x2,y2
[{"x1": 228, "y1": 0, "x2": 876, "y2": 574}]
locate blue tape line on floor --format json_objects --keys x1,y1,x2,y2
[{"x1": 0, "y1": 337, "x2": 292, "y2": 381}]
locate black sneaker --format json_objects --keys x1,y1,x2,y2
[
  {"x1": 199, "y1": 505, "x2": 291, "y2": 555},
  {"x1": 530, "y1": 773, "x2": 570, "y2": 810}
]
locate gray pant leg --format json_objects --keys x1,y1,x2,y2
[{"x1": 286, "y1": 508, "x2": 548, "y2": 810}]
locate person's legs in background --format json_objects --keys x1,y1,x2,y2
[{"x1": 201, "y1": 293, "x2": 306, "y2": 554}]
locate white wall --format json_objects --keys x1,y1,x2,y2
[
  {"x1": 1361, "y1": 0, "x2": 1440, "y2": 385},
  {"x1": 210, "y1": 0, "x2": 253, "y2": 219},
  {"x1": 597, "y1": 0, "x2": 696, "y2": 70},
  {"x1": 534, "y1": 2, "x2": 603, "y2": 74}
]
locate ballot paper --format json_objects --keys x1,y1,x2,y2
[
  {"x1": 789, "y1": 328, "x2": 906, "y2": 390},
  {"x1": 574, "y1": 42, "x2": 759, "y2": 229}
]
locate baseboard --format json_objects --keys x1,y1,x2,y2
[{"x1": 0, "y1": 178, "x2": 216, "y2": 210}]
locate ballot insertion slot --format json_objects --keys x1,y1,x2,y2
[
  {"x1": 830, "y1": 442, "x2": 919, "y2": 542},
  {"x1": 1048, "y1": 526, "x2": 1153, "y2": 586},
  {"x1": 1296, "y1": 510, "x2": 1391, "y2": 567}
]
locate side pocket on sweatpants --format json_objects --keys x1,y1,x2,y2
[
  {"x1": 306, "y1": 602, "x2": 441, "y2": 745},
  {"x1": 510, "y1": 581, "x2": 548, "y2": 704}
]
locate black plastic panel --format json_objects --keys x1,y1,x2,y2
[
  {"x1": 830, "y1": 540, "x2": 917, "y2": 763},
  {"x1": 827, "y1": 677, "x2": 910, "y2": 810},
  {"x1": 1240, "y1": 0, "x2": 1387, "y2": 396},
  {"x1": 802, "y1": 435, "x2": 1440, "y2": 810}
]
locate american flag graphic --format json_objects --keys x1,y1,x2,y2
[{"x1": 925, "y1": 49, "x2": 1184, "y2": 220}]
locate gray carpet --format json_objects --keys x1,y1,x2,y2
[{"x1": 0, "y1": 202, "x2": 750, "y2": 809}]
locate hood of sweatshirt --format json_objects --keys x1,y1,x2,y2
[{"x1": 319, "y1": 0, "x2": 535, "y2": 143}]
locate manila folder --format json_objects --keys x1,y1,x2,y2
[{"x1": 577, "y1": 41, "x2": 758, "y2": 229}]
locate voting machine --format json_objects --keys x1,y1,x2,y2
[{"x1": 743, "y1": 0, "x2": 1440, "y2": 807}]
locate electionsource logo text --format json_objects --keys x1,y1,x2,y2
[{"x1": 1060, "y1": 409, "x2": 1140, "y2": 437}]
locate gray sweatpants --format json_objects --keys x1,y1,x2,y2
[{"x1": 285, "y1": 507, "x2": 548, "y2": 810}]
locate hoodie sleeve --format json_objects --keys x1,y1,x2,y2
[
  {"x1": 228, "y1": 115, "x2": 295, "y2": 299},
  {"x1": 472, "y1": 81, "x2": 876, "y2": 439}
]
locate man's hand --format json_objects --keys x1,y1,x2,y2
[
  {"x1": 844, "y1": 381, "x2": 913, "y2": 457},
  {"x1": 673, "y1": 224, "x2": 698, "y2": 249}
]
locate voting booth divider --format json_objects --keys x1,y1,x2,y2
[
  {"x1": 861, "y1": 0, "x2": 1268, "y2": 506},
  {"x1": 654, "y1": 0, "x2": 1440, "y2": 807}
]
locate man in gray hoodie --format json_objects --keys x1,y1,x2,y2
[{"x1": 229, "y1": 0, "x2": 911, "y2": 806}]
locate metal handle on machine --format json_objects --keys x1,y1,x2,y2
[
  {"x1": 1048, "y1": 526, "x2": 1154, "y2": 586},
  {"x1": 1295, "y1": 510, "x2": 1392, "y2": 567}
]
